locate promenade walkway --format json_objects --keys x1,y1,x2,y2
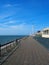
[{"x1": 2, "y1": 36, "x2": 49, "y2": 65}]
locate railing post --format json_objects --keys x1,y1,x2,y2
[
  {"x1": 10, "y1": 43, "x2": 11, "y2": 51},
  {"x1": 0, "y1": 44, "x2": 1, "y2": 57},
  {"x1": 16, "y1": 39, "x2": 18, "y2": 45}
]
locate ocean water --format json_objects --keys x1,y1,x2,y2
[
  {"x1": 0, "y1": 35, "x2": 26, "y2": 45},
  {"x1": 34, "y1": 36, "x2": 49, "y2": 50}
]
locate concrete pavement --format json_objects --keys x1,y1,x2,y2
[{"x1": 2, "y1": 36, "x2": 49, "y2": 65}]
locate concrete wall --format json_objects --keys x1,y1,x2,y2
[
  {"x1": 42, "y1": 29, "x2": 49, "y2": 38},
  {"x1": 42, "y1": 34, "x2": 49, "y2": 38}
]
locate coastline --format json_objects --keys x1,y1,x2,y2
[{"x1": 0, "y1": 35, "x2": 27, "y2": 46}]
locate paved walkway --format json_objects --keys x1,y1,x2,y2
[{"x1": 2, "y1": 36, "x2": 49, "y2": 65}]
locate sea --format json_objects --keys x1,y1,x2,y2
[
  {"x1": 0, "y1": 35, "x2": 26, "y2": 45},
  {"x1": 33, "y1": 36, "x2": 49, "y2": 50}
]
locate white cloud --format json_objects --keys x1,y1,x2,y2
[
  {"x1": 0, "y1": 19, "x2": 25, "y2": 26},
  {"x1": 0, "y1": 23, "x2": 9, "y2": 27},
  {"x1": 4, "y1": 21, "x2": 15, "y2": 25},
  {"x1": 0, "y1": 15, "x2": 11, "y2": 20},
  {"x1": 4, "y1": 4, "x2": 12, "y2": 7},
  {"x1": 3, "y1": 4, "x2": 20, "y2": 8},
  {"x1": 0, "y1": 23, "x2": 33, "y2": 35}
]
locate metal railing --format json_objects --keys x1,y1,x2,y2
[{"x1": 0, "y1": 39, "x2": 20, "y2": 65}]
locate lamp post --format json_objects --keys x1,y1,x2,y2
[{"x1": 32, "y1": 25, "x2": 34, "y2": 36}]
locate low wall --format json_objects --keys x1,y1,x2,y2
[{"x1": 42, "y1": 34, "x2": 49, "y2": 38}]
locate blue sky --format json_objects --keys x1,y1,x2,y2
[{"x1": 0, "y1": 0, "x2": 49, "y2": 35}]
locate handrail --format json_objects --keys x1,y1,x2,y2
[{"x1": 0, "y1": 39, "x2": 20, "y2": 65}]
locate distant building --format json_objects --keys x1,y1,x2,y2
[
  {"x1": 42, "y1": 28, "x2": 49, "y2": 38},
  {"x1": 35, "y1": 28, "x2": 49, "y2": 38},
  {"x1": 35, "y1": 31, "x2": 42, "y2": 36}
]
